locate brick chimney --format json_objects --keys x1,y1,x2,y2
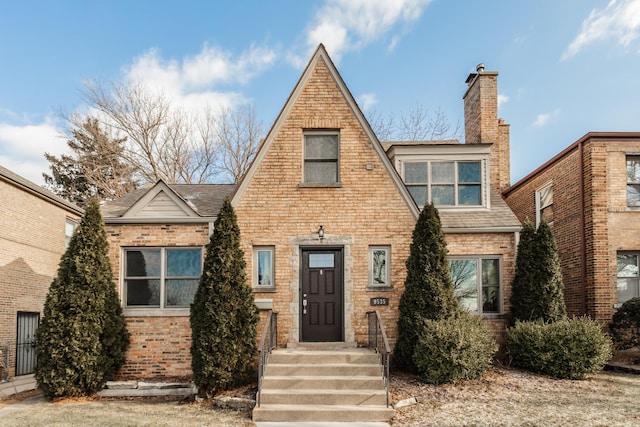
[{"x1": 463, "y1": 64, "x2": 510, "y2": 191}]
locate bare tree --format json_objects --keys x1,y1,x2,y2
[
  {"x1": 213, "y1": 105, "x2": 264, "y2": 183},
  {"x1": 79, "y1": 80, "x2": 220, "y2": 184},
  {"x1": 368, "y1": 103, "x2": 462, "y2": 142}
]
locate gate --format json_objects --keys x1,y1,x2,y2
[{"x1": 16, "y1": 312, "x2": 39, "y2": 376}]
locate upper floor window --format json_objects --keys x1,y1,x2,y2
[
  {"x1": 449, "y1": 256, "x2": 501, "y2": 314},
  {"x1": 123, "y1": 247, "x2": 202, "y2": 309},
  {"x1": 536, "y1": 183, "x2": 554, "y2": 225},
  {"x1": 304, "y1": 132, "x2": 339, "y2": 184},
  {"x1": 627, "y1": 156, "x2": 640, "y2": 206},
  {"x1": 65, "y1": 218, "x2": 77, "y2": 248},
  {"x1": 404, "y1": 161, "x2": 482, "y2": 207},
  {"x1": 617, "y1": 252, "x2": 640, "y2": 304}
]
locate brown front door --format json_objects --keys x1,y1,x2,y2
[{"x1": 301, "y1": 248, "x2": 343, "y2": 342}]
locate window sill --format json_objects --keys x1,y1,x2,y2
[
  {"x1": 299, "y1": 182, "x2": 342, "y2": 188},
  {"x1": 253, "y1": 287, "x2": 277, "y2": 293},
  {"x1": 366, "y1": 286, "x2": 393, "y2": 292},
  {"x1": 479, "y1": 313, "x2": 505, "y2": 320},
  {"x1": 123, "y1": 308, "x2": 190, "y2": 317}
]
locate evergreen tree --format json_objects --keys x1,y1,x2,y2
[
  {"x1": 394, "y1": 203, "x2": 458, "y2": 372},
  {"x1": 510, "y1": 221, "x2": 566, "y2": 323},
  {"x1": 190, "y1": 199, "x2": 258, "y2": 396},
  {"x1": 43, "y1": 117, "x2": 136, "y2": 207},
  {"x1": 36, "y1": 198, "x2": 129, "y2": 399}
]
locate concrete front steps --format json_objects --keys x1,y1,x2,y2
[{"x1": 252, "y1": 346, "x2": 393, "y2": 423}]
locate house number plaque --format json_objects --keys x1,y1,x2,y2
[{"x1": 370, "y1": 297, "x2": 389, "y2": 306}]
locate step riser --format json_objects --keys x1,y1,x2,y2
[
  {"x1": 252, "y1": 407, "x2": 394, "y2": 423},
  {"x1": 259, "y1": 392, "x2": 386, "y2": 406},
  {"x1": 269, "y1": 353, "x2": 380, "y2": 365},
  {"x1": 265, "y1": 364, "x2": 381, "y2": 376},
  {"x1": 261, "y1": 377, "x2": 384, "y2": 390}
]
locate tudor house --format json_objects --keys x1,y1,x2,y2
[
  {"x1": 0, "y1": 166, "x2": 82, "y2": 383},
  {"x1": 101, "y1": 45, "x2": 520, "y2": 380},
  {"x1": 504, "y1": 132, "x2": 640, "y2": 323}
]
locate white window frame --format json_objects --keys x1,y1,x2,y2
[
  {"x1": 65, "y1": 218, "x2": 77, "y2": 248},
  {"x1": 402, "y1": 160, "x2": 485, "y2": 208},
  {"x1": 535, "y1": 182, "x2": 554, "y2": 226},
  {"x1": 369, "y1": 246, "x2": 391, "y2": 289},
  {"x1": 449, "y1": 256, "x2": 502, "y2": 315},
  {"x1": 122, "y1": 247, "x2": 203, "y2": 313},
  {"x1": 616, "y1": 251, "x2": 640, "y2": 306},
  {"x1": 253, "y1": 246, "x2": 275, "y2": 290},
  {"x1": 302, "y1": 131, "x2": 340, "y2": 186},
  {"x1": 626, "y1": 155, "x2": 640, "y2": 207}
]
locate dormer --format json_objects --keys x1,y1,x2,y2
[{"x1": 385, "y1": 141, "x2": 493, "y2": 210}]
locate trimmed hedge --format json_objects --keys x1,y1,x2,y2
[
  {"x1": 506, "y1": 318, "x2": 612, "y2": 379},
  {"x1": 610, "y1": 297, "x2": 640, "y2": 350},
  {"x1": 412, "y1": 311, "x2": 497, "y2": 384}
]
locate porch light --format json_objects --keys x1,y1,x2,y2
[{"x1": 318, "y1": 225, "x2": 325, "y2": 240}]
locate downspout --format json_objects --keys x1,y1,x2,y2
[{"x1": 579, "y1": 140, "x2": 587, "y2": 315}]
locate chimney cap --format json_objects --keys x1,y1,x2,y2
[{"x1": 476, "y1": 63, "x2": 485, "y2": 72}]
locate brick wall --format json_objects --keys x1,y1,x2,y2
[
  {"x1": 505, "y1": 135, "x2": 640, "y2": 323},
  {"x1": 463, "y1": 70, "x2": 510, "y2": 191},
  {"x1": 0, "y1": 180, "x2": 80, "y2": 377},
  {"x1": 105, "y1": 223, "x2": 210, "y2": 379}
]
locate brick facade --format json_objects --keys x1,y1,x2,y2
[
  {"x1": 0, "y1": 168, "x2": 81, "y2": 377},
  {"x1": 105, "y1": 223, "x2": 210, "y2": 379},
  {"x1": 504, "y1": 133, "x2": 640, "y2": 323}
]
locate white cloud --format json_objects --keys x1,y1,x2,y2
[
  {"x1": 0, "y1": 115, "x2": 67, "y2": 185},
  {"x1": 292, "y1": 0, "x2": 432, "y2": 65},
  {"x1": 562, "y1": 0, "x2": 640, "y2": 60},
  {"x1": 532, "y1": 109, "x2": 561, "y2": 128},
  {"x1": 498, "y1": 94, "x2": 509, "y2": 108},
  {"x1": 124, "y1": 43, "x2": 277, "y2": 113},
  {"x1": 357, "y1": 93, "x2": 379, "y2": 111}
]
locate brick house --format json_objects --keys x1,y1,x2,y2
[
  {"x1": 0, "y1": 166, "x2": 82, "y2": 380},
  {"x1": 101, "y1": 45, "x2": 520, "y2": 380},
  {"x1": 503, "y1": 132, "x2": 640, "y2": 323}
]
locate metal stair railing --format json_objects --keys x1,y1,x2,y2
[
  {"x1": 256, "y1": 310, "x2": 277, "y2": 407},
  {"x1": 367, "y1": 310, "x2": 391, "y2": 407}
]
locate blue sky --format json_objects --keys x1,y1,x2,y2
[{"x1": 1, "y1": 0, "x2": 639, "y2": 186}]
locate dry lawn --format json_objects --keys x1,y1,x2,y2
[
  {"x1": 1, "y1": 367, "x2": 639, "y2": 426},
  {"x1": 390, "y1": 366, "x2": 640, "y2": 426}
]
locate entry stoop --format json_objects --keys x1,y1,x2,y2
[{"x1": 252, "y1": 347, "x2": 394, "y2": 423}]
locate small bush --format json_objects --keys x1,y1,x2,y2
[
  {"x1": 507, "y1": 318, "x2": 612, "y2": 379},
  {"x1": 610, "y1": 297, "x2": 640, "y2": 350},
  {"x1": 412, "y1": 311, "x2": 497, "y2": 384}
]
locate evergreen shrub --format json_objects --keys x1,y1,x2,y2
[
  {"x1": 190, "y1": 199, "x2": 258, "y2": 397},
  {"x1": 506, "y1": 318, "x2": 612, "y2": 379},
  {"x1": 609, "y1": 297, "x2": 640, "y2": 350},
  {"x1": 412, "y1": 311, "x2": 497, "y2": 385},
  {"x1": 35, "y1": 198, "x2": 129, "y2": 399},
  {"x1": 394, "y1": 203, "x2": 458, "y2": 372}
]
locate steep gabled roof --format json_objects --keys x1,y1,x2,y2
[
  {"x1": 231, "y1": 44, "x2": 419, "y2": 219},
  {"x1": 101, "y1": 180, "x2": 236, "y2": 223}
]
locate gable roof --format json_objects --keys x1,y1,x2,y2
[
  {"x1": 101, "y1": 180, "x2": 236, "y2": 223},
  {"x1": 231, "y1": 44, "x2": 420, "y2": 219}
]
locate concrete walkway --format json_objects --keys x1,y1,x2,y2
[{"x1": 255, "y1": 423, "x2": 390, "y2": 427}]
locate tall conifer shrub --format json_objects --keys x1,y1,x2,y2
[
  {"x1": 190, "y1": 199, "x2": 258, "y2": 396},
  {"x1": 394, "y1": 203, "x2": 458, "y2": 372},
  {"x1": 510, "y1": 221, "x2": 566, "y2": 323},
  {"x1": 36, "y1": 198, "x2": 129, "y2": 399}
]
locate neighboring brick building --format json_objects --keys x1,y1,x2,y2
[
  {"x1": 504, "y1": 132, "x2": 640, "y2": 323},
  {"x1": 0, "y1": 166, "x2": 82, "y2": 379},
  {"x1": 101, "y1": 45, "x2": 520, "y2": 379}
]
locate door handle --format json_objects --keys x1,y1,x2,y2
[{"x1": 302, "y1": 298, "x2": 308, "y2": 315}]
